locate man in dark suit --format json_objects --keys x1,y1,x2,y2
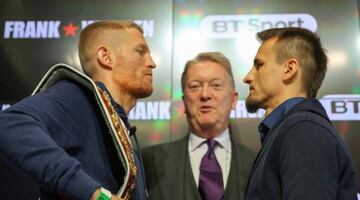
[
  {"x1": 243, "y1": 27, "x2": 358, "y2": 199},
  {"x1": 142, "y1": 52, "x2": 256, "y2": 200}
]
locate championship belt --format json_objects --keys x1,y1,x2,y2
[
  {"x1": 97, "y1": 87, "x2": 137, "y2": 200},
  {"x1": 32, "y1": 63, "x2": 137, "y2": 199}
]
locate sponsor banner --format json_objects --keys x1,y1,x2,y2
[
  {"x1": 2, "y1": 19, "x2": 154, "y2": 39},
  {"x1": 127, "y1": 100, "x2": 265, "y2": 120},
  {"x1": 128, "y1": 101, "x2": 171, "y2": 120},
  {"x1": 320, "y1": 94, "x2": 360, "y2": 121},
  {"x1": 200, "y1": 13, "x2": 317, "y2": 39},
  {"x1": 2, "y1": 94, "x2": 360, "y2": 120},
  {"x1": 127, "y1": 94, "x2": 360, "y2": 120}
]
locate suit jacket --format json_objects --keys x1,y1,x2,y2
[
  {"x1": 244, "y1": 99, "x2": 358, "y2": 200},
  {"x1": 142, "y1": 133, "x2": 256, "y2": 200}
]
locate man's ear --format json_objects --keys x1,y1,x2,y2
[
  {"x1": 182, "y1": 95, "x2": 187, "y2": 114},
  {"x1": 97, "y1": 46, "x2": 114, "y2": 69},
  {"x1": 231, "y1": 91, "x2": 239, "y2": 110},
  {"x1": 283, "y1": 58, "x2": 299, "y2": 82}
]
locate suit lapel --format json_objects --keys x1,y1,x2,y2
[
  {"x1": 224, "y1": 140, "x2": 240, "y2": 199},
  {"x1": 153, "y1": 136, "x2": 201, "y2": 200},
  {"x1": 153, "y1": 138, "x2": 184, "y2": 199},
  {"x1": 224, "y1": 139, "x2": 249, "y2": 199},
  {"x1": 183, "y1": 141, "x2": 202, "y2": 200}
]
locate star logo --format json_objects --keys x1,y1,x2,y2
[{"x1": 63, "y1": 22, "x2": 79, "y2": 37}]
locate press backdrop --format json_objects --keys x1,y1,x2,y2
[{"x1": 0, "y1": 0, "x2": 359, "y2": 199}]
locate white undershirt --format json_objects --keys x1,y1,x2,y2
[{"x1": 188, "y1": 129, "x2": 232, "y2": 188}]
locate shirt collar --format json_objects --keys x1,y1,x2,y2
[
  {"x1": 188, "y1": 128, "x2": 231, "y2": 153},
  {"x1": 259, "y1": 97, "x2": 305, "y2": 144},
  {"x1": 96, "y1": 81, "x2": 132, "y2": 130}
]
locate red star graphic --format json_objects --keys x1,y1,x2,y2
[{"x1": 63, "y1": 22, "x2": 79, "y2": 37}]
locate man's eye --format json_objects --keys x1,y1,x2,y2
[
  {"x1": 190, "y1": 85, "x2": 199, "y2": 89},
  {"x1": 254, "y1": 62, "x2": 263, "y2": 69},
  {"x1": 212, "y1": 84, "x2": 222, "y2": 89},
  {"x1": 188, "y1": 83, "x2": 201, "y2": 90},
  {"x1": 136, "y1": 49, "x2": 146, "y2": 56}
]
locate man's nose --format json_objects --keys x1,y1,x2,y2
[
  {"x1": 243, "y1": 69, "x2": 253, "y2": 84},
  {"x1": 148, "y1": 55, "x2": 156, "y2": 69},
  {"x1": 200, "y1": 86, "x2": 211, "y2": 100}
]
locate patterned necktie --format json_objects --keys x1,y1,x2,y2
[{"x1": 198, "y1": 139, "x2": 224, "y2": 200}]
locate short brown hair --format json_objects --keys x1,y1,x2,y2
[
  {"x1": 181, "y1": 52, "x2": 235, "y2": 92},
  {"x1": 257, "y1": 27, "x2": 328, "y2": 98},
  {"x1": 78, "y1": 20, "x2": 143, "y2": 76}
]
